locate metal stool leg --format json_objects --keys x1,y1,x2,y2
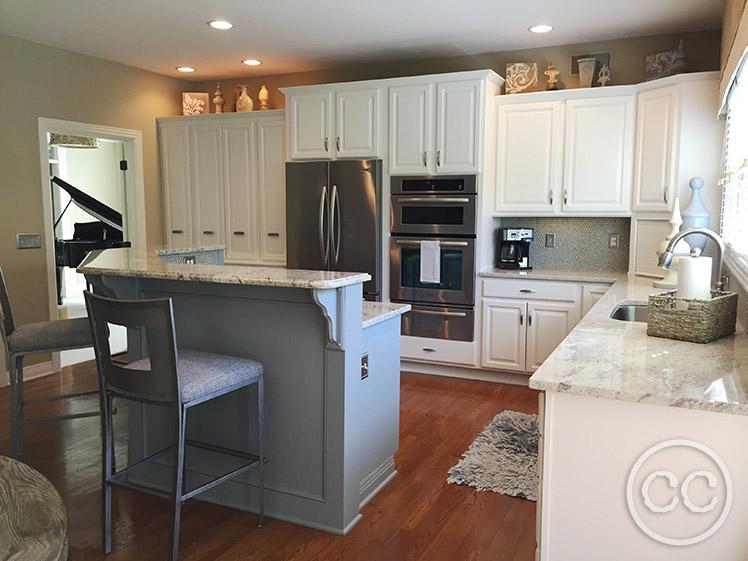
[
  {"x1": 170, "y1": 405, "x2": 187, "y2": 561},
  {"x1": 102, "y1": 393, "x2": 113, "y2": 554},
  {"x1": 257, "y1": 378, "x2": 264, "y2": 527}
]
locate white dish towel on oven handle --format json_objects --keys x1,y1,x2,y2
[{"x1": 420, "y1": 240, "x2": 441, "y2": 284}]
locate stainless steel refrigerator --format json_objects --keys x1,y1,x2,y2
[{"x1": 286, "y1": 159, "x2": 382, "y2": 301}]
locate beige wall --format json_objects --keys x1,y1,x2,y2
[
  {"x1": 196, "y1": 30, "x2": 721, "y2": 111},
  {"x1": 0, "y1": 33, "x2": 189, "y2": 367}
]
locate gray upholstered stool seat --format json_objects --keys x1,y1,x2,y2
[
  {"x1": 126, "y1": 349, "x2": 263, "y2": 403},
  {"x1": 7, "y1": 317, "x2": 92, "y2": 354}
]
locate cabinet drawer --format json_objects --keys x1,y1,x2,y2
[
  {"x1": 482, "y1": 278, "x2": 578, "y2": 302},
  {"x1": 400, "y1": 336, "x2": 477, "y2": 367}
]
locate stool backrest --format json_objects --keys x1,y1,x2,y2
[
  {"x1": 84, "y1": 291, "x2": 180, "y2": 404},
  {"x1": 0, "y1": 266, "x2": 16, "y2": 340}
]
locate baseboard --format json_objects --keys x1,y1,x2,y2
[
  {"x1": 401, "y1": 360, "x2": 531, "y2": 386},
  {"x1": 0, "y1": 361, "x2": 56, "y2": 388}
]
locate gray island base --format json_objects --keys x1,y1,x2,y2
[{"x1": 79, "y1": 247, "x2": 409, "y2": 534}]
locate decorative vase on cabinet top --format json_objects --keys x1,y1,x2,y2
[
  {"x1": 680, "y1": 177, "x2": 711, "y2": 251},
  {"x1": 237, "y1": 85, "x2": 253, "y2": 112}
]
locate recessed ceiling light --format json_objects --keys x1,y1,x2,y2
[
  {"x1": 176, "y1": 66, "x2": 196, "y2": 73},
  {"x1": 529, "y1": 24, "x2": 553, "y2": 34},
  {"x1": 208, "y1": 20, "x2": 234, "y2": 30},
  {"x1": 242, "y1": 59, "x2": 262, "y2": 66}
]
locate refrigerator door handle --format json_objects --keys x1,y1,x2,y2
[
  {"x1": 319, "y1": 185, "x2": 329, "y2": 264},
  {"x1": 331, "y1": 184, "x2": 341, "y2": 265}
]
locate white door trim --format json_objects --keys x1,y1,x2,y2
[{"x1": 37, "y1": 117, "x2": 146, "y2": 372}]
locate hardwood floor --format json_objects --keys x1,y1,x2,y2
[{"x1": 0, "y1": 362, "x2": 539, "y2": 560}]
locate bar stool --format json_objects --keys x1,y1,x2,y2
[
  {"x1": 0, "y1": 265, "x2": 98, "y2": 459},
  {"x1": 84, "y1": 291, "x2": 264, "y2": 561}
]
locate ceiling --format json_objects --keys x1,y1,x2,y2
[{"x1": 0, "y1": 0, "x2": 725, "y2": 81}]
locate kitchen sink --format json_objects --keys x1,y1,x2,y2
[{"x1": 609, "y1": 302, "x2": 649, "y2": 322}]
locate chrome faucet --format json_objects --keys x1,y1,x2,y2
[{"x1": 657, "y1": 227, "x2": 726, "y2": 290}]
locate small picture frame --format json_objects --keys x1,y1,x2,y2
[
  {"x1": 505, "y1": 63, "x2": 539, "y2": 94},
  {"x1": 645, "y1": 51, "x2": 676, "y2": 81},
  {"x1": 182, "y1": 92, "x2": 209, "y2": 115}
]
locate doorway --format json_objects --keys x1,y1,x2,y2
[{"x1": 38, "y1": 118, "x2": 147, "y2": 372}]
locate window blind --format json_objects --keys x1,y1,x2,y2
[{"x1": 720, "y1": 63, "x2": 748, "y2": 268}]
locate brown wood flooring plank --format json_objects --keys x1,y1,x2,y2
[{"x1": 0, "y1": 363, "x2": 539, "y2": 560}]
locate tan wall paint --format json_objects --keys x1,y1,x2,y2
[
  {"x1": 0, "y1": 33, "x2": 189, "y2": 367},
  {"x1": 195, "y1": 30, "x2": 721, "y2": 112}
]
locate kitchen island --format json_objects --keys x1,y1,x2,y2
[
  {"x1": 530, "y1": 274, "x2": 748, "y2": 560},
  {"x1": 78, "y1": 247, "x2": 409, "y2": 534}
]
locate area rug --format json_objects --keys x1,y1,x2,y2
[{"x1": 447, "y1": 410, "x2": 539, "y2": 501}]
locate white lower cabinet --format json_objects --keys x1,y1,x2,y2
[
  {"x1": 481, "y1": 299, "x2": 526, "y2": 372},
  {"x1": 581, "y1": 283, "x2": 611, "y2": 315},
  {"x1": 525, "y1": 301, "x2": 578, "y2": 372}
]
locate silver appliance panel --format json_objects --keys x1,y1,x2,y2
[
  {"x1": 391, "y1": 175, "x2": 477, "y2": 195},
  {"x1": 391, "y1": 194, "x2": 476, "y2": 237},
  {"x1": 389, "y1": 236, "x2": 475, "y2": 307},
  {"x1": 400, "y1": 304, "x2": 474, "y2": 341}
]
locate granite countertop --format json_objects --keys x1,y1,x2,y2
[
  {"x1": 362, "y1": 302, "x2": 411, "y2": 329},
  {"x1": 529, "y1": 274, "x2": 748, "y2": 416},
  {"x1": 78, "y1": 247, "x2": 370, "y2": 289},
  {"x1": 154, "y1": 244, "x2": 226, "y2": 255},
  {"x1": 480, "y1": 267, "x2": 625, "y2": 284}
]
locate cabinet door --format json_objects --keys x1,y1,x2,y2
[
  {"x1": 633, "y1": 87, "x2": 678, "y2": 212},
  {"x1": 191, "y1": 122, "x2": 225, "y2": 247},
  {"x1": 335, "y1": 89, "x2": 380, "y2": 159},
  {"x1": 436, "y1": 80, "x2": 480, "y2": 173},
  {"x1": 526, "y1": 301, "x2": 578, "y2": 372},
  {"x1": 562, "y1": 96, "x2": 634, "y2": 214},
  {"x1": 481, "y1": 299, "x2": 526, "y2": 372},
  {"x1": 223, "y1": 119, "x2": 259, "y2": 264},
  {"x1": 495, "y1": 101, "x2": 562, "y2": 214},
  {"x1": 160, "y1": 123, "x2": 193, "y2": 247},
  {"x1": 581, "y1": 283, "x2": 611, "y2": 316},
  {"x1": 288, "y1": 92, "x2": 332, "y2": 160},
  {"x1": 389, "y1": 83, "x2": 433, "y2": 174},
  {"x1": 257, "y1": 117, "x2": 287, "y2": 264}
]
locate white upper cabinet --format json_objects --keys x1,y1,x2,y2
[
  {"x1": 495, "y1": 101, "x2": 562, "y2": 214},
  {"x1": 436, "y1": 80, "x2": 481, "y2": 173},
  {"x1": 285, "y1": 87, "x2": 382, "y2": 160},
  {"x1": 159, "y1": 123, "x2": 193, "y2": 247},
  {"x1": 256, "y1": 118, "x2": 286, "y2": 264},
  {"x1": 190, "y1": 122, "x2": 225, "y2": 247},
  {"x1": 390, "y1": 78, "x2": 488, "y2": 175},
  {"x1": 389, "y1": 83, "x2": 433, "y2": 173},
  {"x1": 493, "y1": 88, "x2": 635, "y2": 216},
  {"x1": 288, "y1": 92, "x2": 332, "y2": 160},
  {"x1": 633, "y1": 86, "x2": 677, "y2": 211},
  {"x1": 562, "y1": 95, "x2": 634, "y2": 214},
  {"x1": 335, "y1": 89, "x2": 380, "y2": 159}
]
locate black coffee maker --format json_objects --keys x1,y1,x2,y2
[{"x1": 497, "y1": 228, "x2": 533, "y2": 270}]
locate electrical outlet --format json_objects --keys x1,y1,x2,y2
[
  {"x1": 16, "y1": 233, "x2": 41, "y2": 249},
  {"x1": 545, "y1": 233, "x2": 555, "y2": 248},
  {"x1": 608, "y1": 233, "x2": 620, "y2": 249},
  {"x1": 361, "y1": 354, "x2": 369, "y2": 380}
]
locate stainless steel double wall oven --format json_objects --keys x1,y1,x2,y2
[{"x1": 390, "y1": 175, "x2": 477, "y2": 341}]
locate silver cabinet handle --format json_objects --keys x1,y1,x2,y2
[
  {"x1": 397, "y1": 197, "x2": 470, "y2": 203},
  {"x1": 395, "y1": 240, "x2": 468, "y2": 247},
  {"x1": 663, "y1": 186, "x2": 669, "y2": 204},
  {"x1": 171, "y1": 229, "x2": 183, "y2": 234},
  {"x1": 519, "y1": 289, "x2": 536, "y2": 294},
  {"x1": 331, "y1": 184, "x2": 341, "y2": 265},
  {"x1": 549, "y1": 190, "x2": 554, "y2": 205},
  {"x1": 233, "y1": 231, "x2": 245, "y2": 236},
  {"x1": 437, "y1": 150, "x2": 442, "y2": 167},
  {"x1": 529, "y1": 310, "x2": 533, "y2": 326},
  {"x1": 267, "y1": 232, "x2": 279, "y2": 237},
  {"x1": 423, "y1": 151, "x2": 428, "y2": 167},
  {"x1": 203, "y1": 230, "x2": 214, "y2": 235},
  {"x1": 336, "y1": 136, "x2": 341, "y2": 151},
  {"x1": 563, "y1": 189, "x2": 569, "y2": 205},
  {"x1": 410, "y1": 309, "x2": 467, "y2": 318},
  {"x1": 319, "y1": 185, "x2": 329, "y2": 264},
  {"x1": 422, "y1": 347, "x2": 436, "y2": 352},
  {"x1": 520, "y1": 311, "x2": 524, "y2": 326},
  {"x1": 324, "y1": 137, "x2": 329, "y2": 152}
]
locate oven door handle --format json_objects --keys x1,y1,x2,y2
[
  {"x1": 409, "y1": 309, "x2": 467, "y2": 318},
  {"x1": 395, "y1": 240, "x2": 469, "y2": 247},
  {"x1": 396, "y1": 197, "x2": 471, "y2": 204}
]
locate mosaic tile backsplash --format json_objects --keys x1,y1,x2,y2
[{"x1": 498, "y1": 217, "x2": 631, "y2": 271}]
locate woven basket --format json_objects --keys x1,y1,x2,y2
[{"x1": 647, "y1": 290, "x2": 738, "y2": 344}]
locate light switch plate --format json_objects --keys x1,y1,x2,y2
[
  {"x1": 608, "y1": 233, "x2": 620, "y2": 249},
  {"x1": 16, "y1": 233, "x2": 41, "y2": 249},
  {"x1": 545, "y1": 233, "x2": 555, "y2": 248},
  {"x1": 361, "y1": 354, "x2": 369, "y2": 380}
]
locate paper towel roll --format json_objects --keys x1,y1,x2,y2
[{"x1": 677, "y1": 256, "x2": 712, "y2": 300}]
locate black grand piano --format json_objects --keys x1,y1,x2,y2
[{"x1": 52, "y1": 176, "x2": 131, "y2": 303}]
